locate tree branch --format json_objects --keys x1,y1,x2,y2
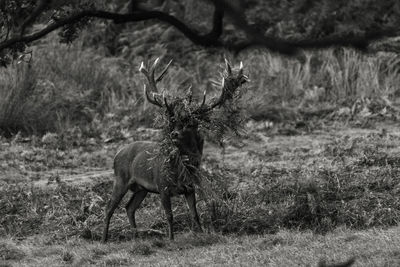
[
  {"x1": 1, "y1": 0, "x2": 399, "y2": 56},
  {"x1": 0, "y1": 2, "x2": 225, "y2": 53},
  {"x1": 128, "y1": 0, "x2": 139, "y2": 13},
  {"x1": 205, "y1": 1, "x2": 224, "y2": 40}
]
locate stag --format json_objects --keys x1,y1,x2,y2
[{"x1": 102, "y1": 58, "x2": 248, "y2": 242}]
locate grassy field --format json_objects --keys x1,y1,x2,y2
[
  {"x1": 1, "y1": 28, "x2": 400, "y2": 267},
  {"x1": 1, "y1": 120, "x2": 400, "y2": 266}
]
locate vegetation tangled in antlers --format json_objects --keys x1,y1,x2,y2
[{"x1": 142, "y1": 58, "x2": 248, "y2": 189}]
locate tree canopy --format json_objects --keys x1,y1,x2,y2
[{"x1": 1, "y1": 0, "x2": 400, "y2": 66}]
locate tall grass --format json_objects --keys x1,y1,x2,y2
[
  {"x1": 0, "y1": 38, "x2": 143, "y2": 136},
  {"x1": 244, "y1": 49, "x2": 400, "y2": 110},
  {"x1": 0, "y1": 63, "x2": 57, "y2": 136},
  {"x1": 1, "y1": 32, "x2": 400, "y2": 136}
]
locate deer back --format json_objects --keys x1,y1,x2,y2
[{"x1": 114, "y1": 141, "x2": 163, "y2": 193}]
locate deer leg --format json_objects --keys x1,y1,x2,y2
[
  {"x1": 184, "y1": 191, "x2": 202, "y2": 232},
  {"x1": 126, "y1": 190, "x2": 148, "y2": 229},
  {"x1": 102, "y1": 182, "x2": 128, "y2": 243},
  {"x1": 160, "y1": 193, "x2": 174, "y2": 240}
]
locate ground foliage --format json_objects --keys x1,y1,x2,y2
[{"x1": 1, "y1": 122, "x2": 400, "y2": 241}]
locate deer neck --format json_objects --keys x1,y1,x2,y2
[{"x1": 177, "y1": 132, "x2": 203, "y2": 167}]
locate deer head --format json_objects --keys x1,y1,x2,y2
[
  {"x1": 139, "y1": 58, "x2": 201, "y2": 155},
  {"x1": 139, "y1": 58, "x2": 249, "y2": 160}
]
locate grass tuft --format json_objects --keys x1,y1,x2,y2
[
  {"x1": 0, "y1": 242, "x2": 25, "y2": 261},
  {"x1": 60, "y1": 250, "x2": 74, "y2": 263},
  {"x1": 129, "y1": 242, "x2": 154, "y2": 256},
  {"x1": 103, "y1": 256, "x2": 129, "y2": 266}
]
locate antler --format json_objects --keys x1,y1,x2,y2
[
  {"x1": 197, "y1": 59, "x2": 248, "y2": 113},
  {"x1": 139, "y1": 58, "x2": 173, "y2": 111},
  {"x1": 143, "y1": 84, "x2": 163, "y2": 107}
]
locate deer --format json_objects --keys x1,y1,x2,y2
[{"x1": 102, "y1": 58, "x2": 248, "y2": 242}]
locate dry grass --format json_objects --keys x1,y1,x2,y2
[
  {"x1": 0, "y1": 63, "x2": 56, "y2": 136},
  {"x1": 1, "y1": 123, "x2": 400, "y2": 257},
  {"x1": 0, "y1": 227, "x2": 399, "y2": 266},
  {"x1": 2, "y1": 28, "x2": 400, "y2": 267},
  {"x1": 1, "y1": 122, "x2": 400, "y2": 265},
  {"x1": 1, "y1": 32, "x2": 400, "y2": 136}
]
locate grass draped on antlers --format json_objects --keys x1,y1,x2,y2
[{"x1": 153, "y1": 71, "x2": 246, "y2": 192}]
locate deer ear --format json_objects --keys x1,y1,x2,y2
[{"x1": 224, "y1": 58, "x2": 232, "y2": 75}]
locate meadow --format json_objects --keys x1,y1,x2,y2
[{"x1": 1, "y1": 31, "x2": 400, "y2": 266}]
